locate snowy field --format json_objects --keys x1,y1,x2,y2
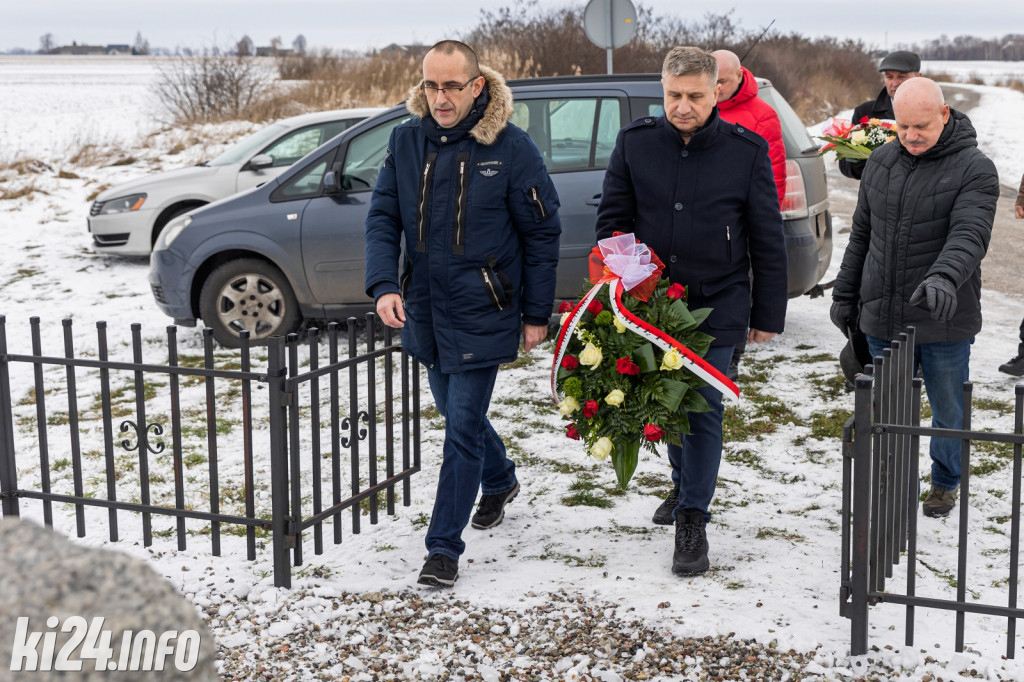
[{"x1": 2, "y1": 56, "x2": 1024, "y2": 680}]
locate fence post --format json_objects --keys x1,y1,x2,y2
[
  {"x1": 267, "y1": 336, "x2": 292, "y2": 588},
  {"x1": 0, "y1": 316, "x2": 20, "y2": 518},
  {"x1": 850, "y1": 371, "x2": 873, "y2": 655}
]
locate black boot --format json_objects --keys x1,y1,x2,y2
[
  {"x1": 672, "y1": 510, "x2": 709, "y2": 576},
  {"x1": 651, "y1": 488, "x2": 679, "y2": 525},
  {"x1": 999, "y1": 354, "x2": 1024, "y2": 377}
]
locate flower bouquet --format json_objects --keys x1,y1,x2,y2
[
  {"x1": 816, "y1": 116, "x2": 896, "y2": 162},
  {"x1": 551, "y1": 233, "x2": 739, "y2": 490}
]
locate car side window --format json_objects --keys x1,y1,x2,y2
[
  {"x1": 274, "y1": 150, "x2": 335, "y2": 200},
  {"x1": 514, "y1": 97, "x2": 621, "y2": 172},
  {"x1": 318, "y1": 119, "x2": 357, "y2": 145},
  {"x1": 340, "y1": 115, "x2": 412, "y2": 191},
  {"x1": 262, "y1": 126, "x2": 325, "y2": 167}
]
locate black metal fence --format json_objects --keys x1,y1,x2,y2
[
  {"x1": 840, "y1": 326, "x2": 1024, "y2": 658},
  {"x1": 0, "y1": 314, "x2": 421, "y2": 587}
]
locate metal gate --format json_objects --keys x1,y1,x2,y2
[{"x1": 0, "y1": 314, "x2": 421, "y2": 587}]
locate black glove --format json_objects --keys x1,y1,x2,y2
[
  {"x1": 830, "y1": 300, "x2": 858, "y2": 337},
  {"x1": 909, "y1": 275, "x2": 958, "y2": 323}
]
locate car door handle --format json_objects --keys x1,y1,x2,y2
[{"x1": 584, "y1": 194, "x2": 602, "y2": 207}]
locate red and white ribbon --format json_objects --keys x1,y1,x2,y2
[{"x1": 550, "y1": 235, "x2": 740, "y2": 404}]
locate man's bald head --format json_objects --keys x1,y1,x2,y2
[
  {"x1": 712, "y1": 49, "x2": 743, "y2": 103},
  {"x1": 893, "y1": 77, "x2": 950, "y2": 156}
]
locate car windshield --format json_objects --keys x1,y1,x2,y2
[{"x1": 205, "y1": 123, "x2": 289, "y2": 166}]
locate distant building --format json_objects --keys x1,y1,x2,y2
[
  {"x1": 379, "y1": 43, "x2": 429, "y2": 59},
  {"x1": 255, "y1": 46, "x2": 294, "y2": 57},
  {"x1": 106, "y1": 44, "x2": 131, "y2": 55},
  {"x1": 52, "y1": 44, "x2": 106, "y2": 56}
]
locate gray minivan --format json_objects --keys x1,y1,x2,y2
[{"x1": 149, "y1": 74, "x2": 832, "y2": 347}]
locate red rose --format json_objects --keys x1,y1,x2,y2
[
  {"x1": 616, "y1": 357, "x2": 640, "y2": 375},
  {"x1": 565, "y1": 424, "x2": 580, "y2": 440},
  {"x1": 561, "y1": 355, "x2": 579, "y2": 370},
  {"x1": 859, "y1": 115, "x2": 869, "y2": 124},
  {"x1": 666, "y1": 283, "x2": 686, "y2": 300},
  {"x1": 559, "y1": 300, "x2": 575, "y2": 313},
  {"x1": 587, "y1": 300, "x2": 603, "y2": 315},
  {"x1": 643, "y1": 423, "x2": 665, "y2": 442},
  {"x1": 582, "y1": 400, "x2": 599, "y2": 418}
]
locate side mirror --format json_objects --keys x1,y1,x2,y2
[
  {"x1": 246, "y1": 154, "x2": 273, "y2": 170},
  {"x1": 322, "y1": 162, "x2": 344, "y2": 194}
]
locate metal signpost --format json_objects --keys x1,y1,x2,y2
[{"x1": 583, "y1": 0, "x2": 638, "y2": 74}]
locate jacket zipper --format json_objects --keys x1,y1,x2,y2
[
  {"x1": 478, "y1": 267, "x2": 504, "y2": 310},
  {"x1": 529, "y1": 186, "x2": 547, "y2": 218},
  {"x1": 888, "y1": 158, "x2": 918, "y2": 339},
  {"x1": 415, "y1": 153, "x2": 437, "y2": 253},
  {"x1": 452, "y1": 151, "x2": 471, "y2": 255},
  {"x1": 726, "y1": 225, "x2": 732, "y2": 261}
]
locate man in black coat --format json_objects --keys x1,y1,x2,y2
[
  {"x1": 831, "y1": 77, "x2": 998, "y2": 518},
  {"x1": 596, "y1": 46, "x2": 788, "y2": 576},
  {"x1": 839, "y1": 50, "x2": 921, "y2": 180}
]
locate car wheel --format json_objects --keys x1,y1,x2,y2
[{"x1": 199, "y1": 259, "x2": 301, "y2": 347}]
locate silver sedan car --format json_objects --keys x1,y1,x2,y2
[{"x1": 88, "y1": 107, "x2": 384, "y2": 255}]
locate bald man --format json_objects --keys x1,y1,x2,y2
[
  {"x1": 831, "y1": 77, "x2": 998, "y2": 519},
  {"x1": 712, "y1": 50, "x2": 786, "y2": 206}
]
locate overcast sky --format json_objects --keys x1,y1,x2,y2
[{"x1": 4, "y1": 0, "x2": 1023, "y2": 54}]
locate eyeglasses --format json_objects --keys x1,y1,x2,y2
[{"x1": 420, "y1": 76, "x2": 480, "y2": 97}]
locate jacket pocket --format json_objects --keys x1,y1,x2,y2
[
  {"x1": 526, "y1": 185, "x2": 548, "y2": 220},
  {"x1": 476, "y1": 255, "x2": 514, "y2": 311},
  {"x1": 399, "y1": 258, "x2": 412, "y2": 300}
]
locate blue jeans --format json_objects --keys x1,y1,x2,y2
[
  {"x1": 866, "y1": 335, "x2": 972, "y2": 491},
  {"x1": 668, "y1": 344, "x2": 735, "y2": 522},
  {"x1": 424, "y1": 365, "x2": 517, "y2": 561}
]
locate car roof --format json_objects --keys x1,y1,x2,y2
[{"x1": 276, "y1": 107, "x2": 388, "y2": 129}]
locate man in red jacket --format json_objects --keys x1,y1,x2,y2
[
  {"x1": 712, "y1": 50, "x2": 786, "y2": 206},
  {"x1": 713, "y1": 49, "x2": 787, "y2": 380}
]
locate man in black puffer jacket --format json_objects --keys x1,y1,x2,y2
[{"x1": 831, "y1": 77, "x2": 998, "y2": 519}]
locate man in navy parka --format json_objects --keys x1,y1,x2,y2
[{"x1": 365, "y1": 40, "x2": 561, "y2": 587}]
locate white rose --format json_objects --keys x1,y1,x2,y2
[
  {"x1": 604, "y1": 389, "x2": 625, "y2": 407},
  {"x1": 590, "y1": 437, "x2": 614, "y2": 460},
  {"x1": 850, "y1": 130, "x2": 868, "y2": 145},
  {"x1": 660, "y1": 348, "x2": 684, "y2": 371},
  {"x1": 613, "y1": 316, "x2": 627, "y2": 334},
  {"x1": 560, "y1": 311, "x2": 571, "y2": 327},
  {"x1": 558, "y1": 395, "x2": 580, "y2": 415},
  {"x1": 578, "y1": 342, "x2": 603, "y2": 370}
]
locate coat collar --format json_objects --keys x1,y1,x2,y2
[
  {"x1": 405, "y1": 64, "x2": 513, "y2": 146},
  {"x1": 661, "y1": 107, "x2": 723, "y2": 150}
]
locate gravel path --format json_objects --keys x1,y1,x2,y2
[{"x1": 207, "y1": 587, "x2": 916, "y2": 681}]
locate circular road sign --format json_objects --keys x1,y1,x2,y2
[{"x1": 583, "y1": 0, "x2": 638, "y2": 50}]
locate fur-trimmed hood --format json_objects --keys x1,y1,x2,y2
[{"x1": 405, "y1": 64, "x2": 513, "y2": 146}]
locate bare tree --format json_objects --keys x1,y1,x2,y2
[
  {"x1": 292, "y1": 34, "x2": 307, "y2": 55},
  {"x1": 133, "y1": 31, "x2": 150, "y2": 56},
  {"x1": 236, "y1": 35, "x2": 254, "y2": 57},
  {"x1": 39, "y1": 33, "x2": 55, "y2": 54},
  {"x1": 153, "y1": 55, "x2": 274, "y2": 125}
]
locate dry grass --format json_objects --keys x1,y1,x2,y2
[
  {"x1": 996, "y1": 76, "x2": 1024, "y2": 94},
  {"x1": 0, "y1": 180, "x2": 47, "y2": 201}
]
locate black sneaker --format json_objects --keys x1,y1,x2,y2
[
  {"x1": 999, "y1": 355, "x2": 1024, "y2": 377},
  {"x1": 652, "y1": 488, "x2": 679, "y2": 525},
  {"x1": 922, "y1": 486, "x2": 958, "y2": 518},
  {"x1": 470, "y1": 481, "x2": 520, "y2": 530},
  {"x1": 672, "y1": 510, "x2": 710, "y2": 576},
  {"x1": 417, "y1": 554, "x2": 458, "y2": 587}
]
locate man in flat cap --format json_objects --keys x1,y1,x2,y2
[{"x1": 839, "y1": 50, "x2": 921, "y2": 180}]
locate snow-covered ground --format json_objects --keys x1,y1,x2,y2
[{"x1": 2, "y1": 56, "x2": 1024, "y2": 680}]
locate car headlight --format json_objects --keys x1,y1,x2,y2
[
  {"x1": 96, "y1": 193, "x2": 147, "y2": 214},
  {"x1": 156, "y1": 216, "x2": 191, "y2": 251}
]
